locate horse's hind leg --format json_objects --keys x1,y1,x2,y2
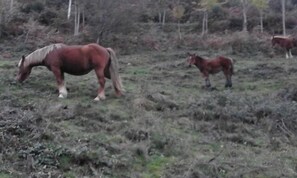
[
  {"x1": 94, "y1": 68, "x2": 106, "y2": 101},
  {"x1": 224, "y1": 71, "x2": 232, "y2": 88},
  {"x1": 225, "y1": 75, "x2": 232, "y2": 88},
  {"x1": 52, "y1": 68, "x2": 67, "y2": 98},
  {"x1": 204, "y1": 77, "x2": 211, "y2": 88}
]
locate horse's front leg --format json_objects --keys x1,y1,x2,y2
[
  {"x1": 205, "y1": 78, "x2": 211, "y2": 88},
  {"x1": 94, "y1": 68, "x2": 106, "y2": 101},
  {"x1": 286, "y1": 50, "x2": 290, "y2": 59},
  {"x1": 52, "y1": 68, "x2": 67, "y2": 98},
  {"x1": 289, "y1": 49, "x2": 293, "y2": 58}
]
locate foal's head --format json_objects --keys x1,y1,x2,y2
[
  {"x1": 187, "y1": 53, "x2": 197, "y2": 67},
  {"x1": 187, "y1": 53, "x2": 204, "y2": 67},
  {"x1": 16, "y1": 55, "x2": 31, "y2": 82}
]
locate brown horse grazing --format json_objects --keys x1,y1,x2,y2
[
  {"x1": 16, "y1": 43, "x2": 124, "y2": 101},
  {"x1": 187, "y1": 53, "x2": 234, "y2": 88},
  {"x1": 271, "y1": 36, "x2": 297, "y2": 59}
]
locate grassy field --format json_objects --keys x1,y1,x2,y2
[{"x1": 1, "y1": 50, "x2": 297, "y2": 178}]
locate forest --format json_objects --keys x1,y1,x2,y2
[
  {"x1": 0, "y1": 0, "x2": 296, "y2": 53},
  {"x1": 1, "y1": 0, "x2": 297, "y2": 178}
]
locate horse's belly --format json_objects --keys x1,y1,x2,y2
[
  {"x1": 65, "y1": 70, "x2": 92, "y2": 75},
  {"x1": 63, "y1": 67, "x2": 93, "y2": 75},
  {"x1": 209, "y1": 68, "x2": 221, "y2": 74},
  {"x1": 61, "y1": 59, "x2": 94, "y2": 75}
]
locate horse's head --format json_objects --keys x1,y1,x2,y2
[
  {"x1": 16, "y1": 55, "x2": 31, "y2": 82},
  {"x1": 187, "y1": 53, "x2": 197, "y2": 67}
]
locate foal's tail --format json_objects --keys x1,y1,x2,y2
[{"x1": 106, "y1": 48, "x2": 125, "y2": 94}]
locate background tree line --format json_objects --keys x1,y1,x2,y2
[{"x1": 0, "y1": 0, "x2": 296, "y2": 52}]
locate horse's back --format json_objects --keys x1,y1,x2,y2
[
  {"x1": 47, "y1": 43, "x2": 110, "y2": 75},
  {"x1": 60, "y1": 43, "x2": 109, "y2": 60},
  {"x1": 85, "y1": 43, "x2": 108, "y2": 54},
  {"x1": 272, "y1": 36, "x2": 295, "y2": 48},
  {"x1": 214, "y1": 56, "x2": 232, "y2": 64},
  {"x1": 217, "y1": 56, "x2": 233, "y2": 70}
]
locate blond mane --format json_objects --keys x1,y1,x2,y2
[
  {"x1": 272, "y1": 35, "x2": 291, "y2": 40},
  {"x1": 19, "y1": 43, "x2": 65, "y2": 67}
]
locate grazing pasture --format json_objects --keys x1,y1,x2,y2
[{"x1": 1, "y1": 50, "x2": 297, "y2": 177}]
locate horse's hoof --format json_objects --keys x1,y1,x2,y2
[
  {"x1": 94, "y1": 97, "x2": 100, "y2": 101},
  {"x1": 225, "y1": 84, "x2": 232, "y2": 88},
  {"x1": 94, "y1": 96, "x2": 106, "y2": 101},
  {"x1": 210, "y1": 87, "x2": 217, "y2": 91},
  {"x1": 201, "y1": 86, "x2": 210, "y2": 90},
  {"x1": 115, "y1": 92, "x2": 123, "y2": 97}
]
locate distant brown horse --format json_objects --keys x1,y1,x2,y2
[
  {"x1": 187, "y1": 53, "x2": 234, "y2": 88},
  {"x1": 271, "y1": 36, "x2": 297, "y2": 59},
  {"x1": 17, "y1": 43, "x2": 124, "y2": 101}
]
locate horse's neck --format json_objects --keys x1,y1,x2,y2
[
  {"x1": 194, "y1": 58, "x2": 205, "y2": 70},
  {"x1": 24, "y1": 56, "x2": 45, "y2": 68},
  {"x1": 24, "y1": 44, "x2": 63, "y2": 68}
]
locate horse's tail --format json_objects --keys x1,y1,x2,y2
[
  {"x1": 228, "y1": 57, "x2": 235, "y2": 75},
  {"x1": 106, "y1": 48, "x2": 125, "y2": 94}
]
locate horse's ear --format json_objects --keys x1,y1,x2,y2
[
  {"x1": 19, "y1": 55, "x2": 25, "y2": 67},
  {"x1": 21, "y1": 55, "x2": 26, "y2": 63}
]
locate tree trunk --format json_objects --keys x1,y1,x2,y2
[
  {"x1": 241, "y1": 0, "x2": 248, "y2": 32},
  {"x1": 158, "y1": 12, "x2": 161, "y2": 24},
  {"x1": 282, "y1": 0, "x2": 286, "y2": 36},
  {"x1": 178, "y1": 20, "x2": 181, "y2": 40},
  {"x1": 205, "y1": 11, "x2": 208, "y2": 35},
  {"x1": 67, "y1": 0, "x2": 72, "y2": 20},
  {"x1": 74, "y1": 3, "x2": 80, "y2": 36},
  {"x1": 0, "y1": 0, "x2": 2, "y2": 38},
  {"x1": 10, "y1": 0, "x2": 13, "y2": 12},
  {"x1": 162, "y1": 10, "x2": 166, "y2": 26},
  {"x1": 201, "y1": 10, "x2": 207, "y2": 36},
  {"x1": 82, "y1": 7, "x2": 85, "y2": 30},
  {"x1": 260, "y1": 9, "x2": 263, "y2": 33},
  {"x1": 74, "y1": 3, "x2": 77, "y2": 35}
]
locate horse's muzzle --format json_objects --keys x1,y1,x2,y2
[{"x1": 16, "y1": 75, "x2": 23, "y2": 83}]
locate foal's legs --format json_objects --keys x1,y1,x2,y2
[
  {"x1": 205, "y1": 78, "x2": 211, "y2": 88},
  {"x1": 223, "y1": 70, "x2": 232, "y2": 88},
  {"x1": 202, "y1": 72, "x2": 211, "y2": 88},
  {"x1": 94, "y1": 68, "x2": 106, "y2": 101},
  {"x1": 226, "y1": 75, "x2": 232, "y2": 88},
  {"x1": 52, "y1": 67, "x2": 67, "y2": 98}
]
